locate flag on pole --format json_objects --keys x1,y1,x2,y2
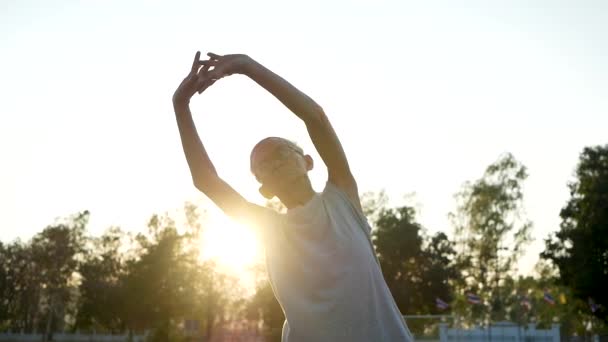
[
  {"x1": 543, "y1": 291, "x2": 556, "y2": 305},
  {"x1": 436, "y1": 297, "x2": 449, "y2": 310},
  {"x1": 589, "y1": 298, "x2": 599, "y2": 313},
  {"x1": 521, "y1": 296, "x2": 532, "y2": 310},
  {"x1": 466, "y1": 293, "x2": 482, "y2": 305}
]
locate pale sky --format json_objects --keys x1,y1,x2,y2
[{"x1": 1, "y1": 0, "x2": 607, "y2": 276}]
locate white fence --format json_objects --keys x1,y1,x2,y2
[
  {"x1": 439, "y1": 322, "x2": 560, "y2": 342},
  {"x1": 0, "y1": 323, "x2": 562, "y2": 342},
  {"x1": 0, "y1": 333, "x2": 145, "y2": 342}
]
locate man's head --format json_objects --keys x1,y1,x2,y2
[{"x1": 250, "y1": 137, "x2": 314, "y2": 200}]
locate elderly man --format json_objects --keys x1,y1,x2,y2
[{"x1": 172, "y1": 51, "x2": 413, "y2": 342}]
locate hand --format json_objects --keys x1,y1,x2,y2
[
  {"x1": 197, "y1": 52, "x2": 252, "y2": 93},
  {"x1": 173, "y1": 51, "x2": 217, "y2": 104}
]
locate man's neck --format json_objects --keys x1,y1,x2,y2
[{"x1": 281, "y1": 178, "x2": 316, "y2": 210}]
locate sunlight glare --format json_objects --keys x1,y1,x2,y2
[{"x1": 200, "y1": 215, "x2": 263, "y2": 272}]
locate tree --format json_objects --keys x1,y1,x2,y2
[
  {"x1": 120, "y1": 214, "x2": 199, "y2": 339},
  {"x1": 372, "y1": 205, "x2": 459, "y2": 334},
  {"x1": 0, "y1": 239, "x2": 45, "y2": 333},
  {"x1": 0, "y1": 242, "x2": 10, "y2": 330},
  {"x1": 487, "y1": 260, "x2": 608, "y2": 337},
  {"x1": 542, "y1": 145, "x2": 608, "y2": 323},
  {"x1": 247, "y1": 275, "x2": 284, "y2": 342},
  {"x1": 450, "y1": 153, "x2": 532, "y2": 323},
  {"x1": 75, "y1": 227, "x2": 130, "y2": 332},
  {"x1": 118, "y1": 205, "x2": 241, "y2": 341},
  {"x1": 23, "y1": 211, "x2": 89, "y2": 340},
  {"x1": 1, "y1": 203, "x2": 256, "y2": 338},
  {"x1": 70, "y1": 203, "x2": 247, "y2": 339}
]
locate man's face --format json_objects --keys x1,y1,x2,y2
[{"x1": 251, "y1": 141, "x2": 309, "y2": 199}]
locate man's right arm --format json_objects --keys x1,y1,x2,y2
[
  {"x1": 173, "y1": 52, "x2": 276, "y2": 226},
  {"x1": 172, "y1": 99, "x2": 217, "y2": 191}
]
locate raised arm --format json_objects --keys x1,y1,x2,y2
[
  {"x1": 204, "y1": 53, "x2": 361, "y2": 210},
  {"x1": 173, "y1": 52, "x2": 276, "y2": 226}
]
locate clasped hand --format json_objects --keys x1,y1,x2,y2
[{"x1": 172, "y1": 51, "x2": 250, "y2": 104}]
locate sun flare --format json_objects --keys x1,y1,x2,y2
[{"x1": 200, "y1": 215, "x2": 263, "y2": 272}]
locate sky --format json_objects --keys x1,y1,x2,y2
[{"x1": 1, "y1": 0, "x2": 607, "y2": 276}]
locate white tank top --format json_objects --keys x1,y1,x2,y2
[{"x1": 261, "y1": 182, "x2": 414, "y2": 342}]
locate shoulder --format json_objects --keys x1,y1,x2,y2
[
  {"x1": 323, "y1": 180, "x2": 363, "y2": 214},
  {"x1": 324, "y1": 179, "x2": 363, "y2": 214},
  {"x1": 323, "y1": 181, "x2": 373, "y2": 235},
  {"x1": 238, "y1": 203, "x2": 285, "y2": 237}
]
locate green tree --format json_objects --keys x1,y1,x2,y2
[
  {"x1": 119, "y1": 205, "x2": 238, "y2": 341},
  {"x1": 450, "y1": 153, "x2": 532, "y2": 324},
  {"x1": 72, "y1": 203, "x2": 243, "y2": 340},
  {"x1": 372, "y1": 205, "x2": 459, "y2": 334},
  {"x1": 0, "y1": 240, "x2": 44, "y2": 333},
  {"x1": 494, "y1": 260, "x2": 608, "y2": 337},
  {"x1": 247, "y1": 277, "x2": 284, "y2": 342},
  {"x1": 75, "y1": 227, "x2": 130, "y2": 332},
  {"x1": 542, "y1": 145, "x2": 608, "y2": 323},
  {"x1": 0, "y1": 242, "x2": 6, "y2": 329},
  {"x1": 33, "y1": 212, "x2": 88, "y2": 339},
  {"x1": 120, "y1": 214, "x2": 198, "y2": 339}
]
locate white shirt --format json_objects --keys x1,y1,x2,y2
[{"x1": 262, "y1": 182, "x2": 414, "y2": 342}]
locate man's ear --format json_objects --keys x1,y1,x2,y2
[{"x1": 304, "y1": 155, "x2": 314, "y2": 171}]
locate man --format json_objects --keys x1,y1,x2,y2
[{"x1": 173, "y1": 51, "x2": 413, "y2": 341}]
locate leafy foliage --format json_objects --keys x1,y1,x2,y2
[
  {"x1": 372, "y1": 205, "x2": 459, "y2": 334},
  {"x1": 543, "y1": 145, "x2": 608, "y2": 323},
  {"x1": 450, "y1": 153, "x2": 533, "y2": 323}
]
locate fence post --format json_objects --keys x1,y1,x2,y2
[
  {"x1": 438, "y1": 323, "x2": 449, "y2": 342},
  {"x1": 551, "y1": 323, "x2": 560, "y2": 342},
  {"x1": 525, "y1": 322, "x2": 536, "y2": 340}
]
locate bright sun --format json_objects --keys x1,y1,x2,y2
[{"x1": 200, "y1": 215, "x2": 263, "y2": 272}]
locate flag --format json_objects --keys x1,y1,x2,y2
[
  {"x1": 436, "y1": 297, "x2": 449, "y2": 310},
  {"x1": 521, "y1": 296, "x2": 532, "y2": 310},
  {"x1": 589, "y1": 298, "x2": 599, "y2": 313},
  {"x1": 543, "y1": 291, "x2": 556, "y2": 305},
  {"x1": 559, "y1": 293, "x2": 567, "y2": 304},
  {"x1": 466, "y1": 293, "x2": 482, "y2": 305}
]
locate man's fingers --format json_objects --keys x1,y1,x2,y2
[
  {"x1": 200, "y1": 59, "x2": 218, "y2": 67},
  {"x1": 191, "y1": 51, "x2": 201, "y2": 73},
  {"x1": 207, "y1": 52, "x2": 222, "y2": 60},
  {"x1": 198, "y1": 64, "x2": 211, "y2": 75},
  {"x1": 193, "y1": 63, "x2": 217, "y2": 95}
]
